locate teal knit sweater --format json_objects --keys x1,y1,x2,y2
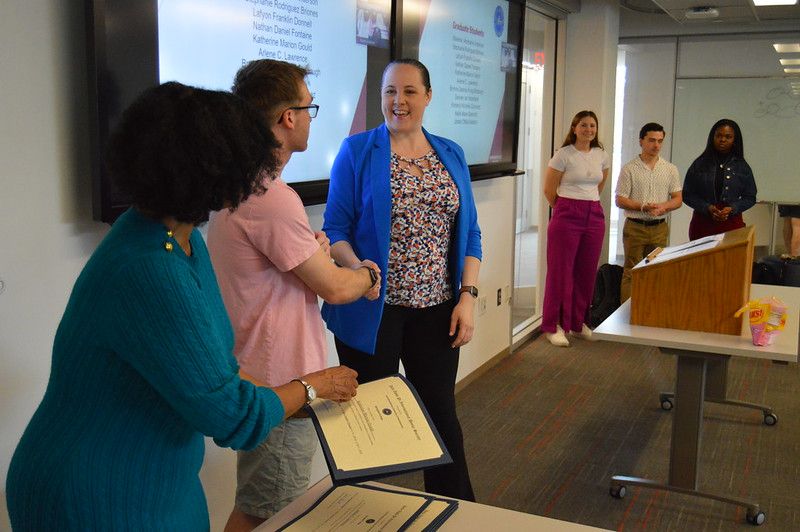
[{"x1": 7, "y1": 208, "x2": 285, "y2": 530}]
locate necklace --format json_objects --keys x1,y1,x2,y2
[{"x1": 395, "y1": 151, "x2": 433, "y2": 175}]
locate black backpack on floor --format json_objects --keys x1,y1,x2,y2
[
  {"x1": 588, "y1": 264, "x2": 623, "y2": 328},
  {"x1": 752, "y1": 255, "x2": 786, "y2": 286}
]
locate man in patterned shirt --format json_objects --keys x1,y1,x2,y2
[{"x1": 615, "y1": 122, "x2": 683, "y2": 302}]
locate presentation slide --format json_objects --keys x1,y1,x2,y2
[
  {"x1": 157, "y1": 0, "x2": 389, "y2": 183},
  {"x1": 418, "y1": 0, "x2": 516, "y2": 166}
]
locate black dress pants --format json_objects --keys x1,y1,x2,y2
[{"x1": 334, "y1": 300, "x2": 475, "y2": 501}]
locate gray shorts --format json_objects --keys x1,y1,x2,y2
[{"x1": 235, "y1": 417, "x2": 317, "y2": 519}]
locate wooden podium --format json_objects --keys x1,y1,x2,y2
[{"x1": 630, "y1": 226, "x2": 754, "y2": 335}]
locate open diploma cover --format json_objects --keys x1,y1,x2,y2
[
  {"x1": 277, "y1": 484, "x2": 458, "y2": 532},
  {"x1": 307, "y1": 375, "x2": 453, "y2": 483}
]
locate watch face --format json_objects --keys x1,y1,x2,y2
[{"x1": 306, "y1": 384, "x2": 317, "y2": 402}]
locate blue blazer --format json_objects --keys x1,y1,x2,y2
[{"x1": 322, "y1": 124, "x2": 482, "y2": 354}]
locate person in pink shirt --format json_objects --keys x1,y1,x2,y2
[{"x1": 207, "y1": 60, "x2": 380, "y2": 532}]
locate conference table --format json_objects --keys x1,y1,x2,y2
[
  {"x1": 254, "y1": 475, "x2": 610, "y2": 531},
  {"x1": 593, "y1": 284, "x2": 800, "y2": 526}
]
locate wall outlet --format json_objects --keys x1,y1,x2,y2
[
  {"x1": 477, "y1": 296, "x2": 487, "y2": 316},
  {"x1": 496, "y1": 288, "x2": 502, "y2": 306}
]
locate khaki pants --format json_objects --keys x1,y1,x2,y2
[{"x1": 621, "y1": 218, "x2": 669, "y2": 302}]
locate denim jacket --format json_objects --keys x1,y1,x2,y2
[{"x1": 682, "y1": 155, "x2": 757, "y2": 216}]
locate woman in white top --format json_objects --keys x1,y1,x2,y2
[{"x1": 542, "y1": 110, "x2": 610, "y2": 347}]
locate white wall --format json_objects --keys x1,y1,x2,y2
[
  {"x1": 1, "y1": 2, "x2": 108, "y2": 529},
  {"x1": 561, "y1": 0, "x2": 620, "y2": 264},
  {"x1": 0, "y1": 2, "x2": 514, "y2": 530}
]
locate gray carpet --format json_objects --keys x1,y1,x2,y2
[{"x1": 384, "y1": 334, "x2": 800, "y2": 530}]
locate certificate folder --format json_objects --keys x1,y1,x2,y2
[
  {"x1": 277, "y1": 483, "x2": 458, "y2": 532},
  {"x1": 307, "y1": 375, "x2": 453, "y2": 484}
]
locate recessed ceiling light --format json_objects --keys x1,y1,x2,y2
[
  {"x1": 784, "y1": 67, "x2": 800, "y2": 73},
  {"x1": 753, "y1": 0, "x2": 797, "y2": 6},
  {"x1": 774, "y1": 43, "x2": 800, "y2": 53},
  {"x1": 780, "y1": 58, "x2": 800, "y2": 65}
]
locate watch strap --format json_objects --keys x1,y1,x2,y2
[
  {"x1": 361, "y1": 265, "x2": 378, "y2": 288},
  {"x1": 459, "y1": 285, "x2": 478, "y2": 297},
  {"x1": 292, "y1": 378, "x2": 313, "y2": 404}
]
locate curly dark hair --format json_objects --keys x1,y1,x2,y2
[{"x1": 106, "y1": 82, "x2": 280, "y2": 224}]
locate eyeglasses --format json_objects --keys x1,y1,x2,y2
[{"x1": 286, "y1": 104, "x2": 319, "y2": 119}]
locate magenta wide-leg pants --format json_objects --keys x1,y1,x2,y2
[{"x1": 542, "y1": 197, "x2": 605, "y2": 333}]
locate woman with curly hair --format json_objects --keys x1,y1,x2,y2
[{"x1": 5, "y1": 82, "x2": 358, "y2": 531}]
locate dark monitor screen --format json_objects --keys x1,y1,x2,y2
[
  {"x1": 87, "y1": 0, "x2": 390, "y2": 222},
  {"x1": 86, "y1": 0, "x2": 521, "y2": 222}
]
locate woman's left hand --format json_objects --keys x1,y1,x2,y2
[{"x1": 449, "y1": 295, "x2": 476, "y2": 348}]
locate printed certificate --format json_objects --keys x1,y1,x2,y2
[
  {"x1": 278, "y1": 483, "x2": 457, "y2": 532},
  {"x1": 308, "y1": 375, "x2": 452, "y2": 483}
]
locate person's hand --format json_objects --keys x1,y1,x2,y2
[
  {"x1": 449, "y1": 295, "x2": 476, "y2": 348},
  {"x1": 354, "y1": 259, "x2": 381, "y2": 300},
  {"x1": 709, "y1": 205, "x2": 731, "y2": 222},
  {"x1": 649, "y1": 203, "x2": 667, "y2": 217},
  {"x1": 302, "y1": 366, "x2": 358, "y2": 402},
  {"x1": 314, "y1": 231, "x2": 331, "y2": 257}
]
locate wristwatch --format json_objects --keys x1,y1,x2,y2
[
  {"x1": 292, "y1": 379, "x2": 317, "y2": 404},
  {"x1": 459, "y1": 285, "x2": 478, "y2": 298},
  {"x1": 362, "y1": 265, "x2": 379, "y2": 288}
]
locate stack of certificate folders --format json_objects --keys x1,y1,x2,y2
[
  {"x1": 277, "y1": 483, "x2": 458, "y2": 531},
  {"x1": 280, "y1": 375, "x2": 458, "y2": 531}
]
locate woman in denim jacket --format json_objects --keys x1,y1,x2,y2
[{"x1": 683, "y1": 118, "x2": 757, "y2": 240}]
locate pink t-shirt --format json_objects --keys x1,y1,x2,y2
[{"x1": 207, "y1": 177, "x2": 326, "y2": 386}]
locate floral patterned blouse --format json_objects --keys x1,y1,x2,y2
[{"x1": 385, "y1": 150, "x2": 460, "y2": 308}]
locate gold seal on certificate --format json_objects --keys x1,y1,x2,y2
[{"x1": 307, "y1": 374, "x2": 453, "y2": 483}]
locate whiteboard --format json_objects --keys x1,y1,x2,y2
[{"x1": 672, "y1": 77, "x2": 800, "y2": 203}]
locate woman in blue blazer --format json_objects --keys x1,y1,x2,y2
[{"x1": 322, "y1": 59, "x2": 482, "y2": 501}]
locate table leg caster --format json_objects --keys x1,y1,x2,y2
[
  {"x1": 609, "y1": 484, "x2": 626, "y2": 499},
  {"x1": 746, "y1": 508, "x2": 765, "y2": 526},
  {"x1": 659, "y1": 394, "x2": 673, "y2": 411}
]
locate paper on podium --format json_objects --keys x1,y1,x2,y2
[
  {"x1": 307, "y1": 374, "x2": 453, "y2": 483},
  {"x1": 277, "y1": 483, "x2": 458, "y2": 531},
  {"x1": 633, "y1": 233, "x2": 723, "y2": 269}
]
